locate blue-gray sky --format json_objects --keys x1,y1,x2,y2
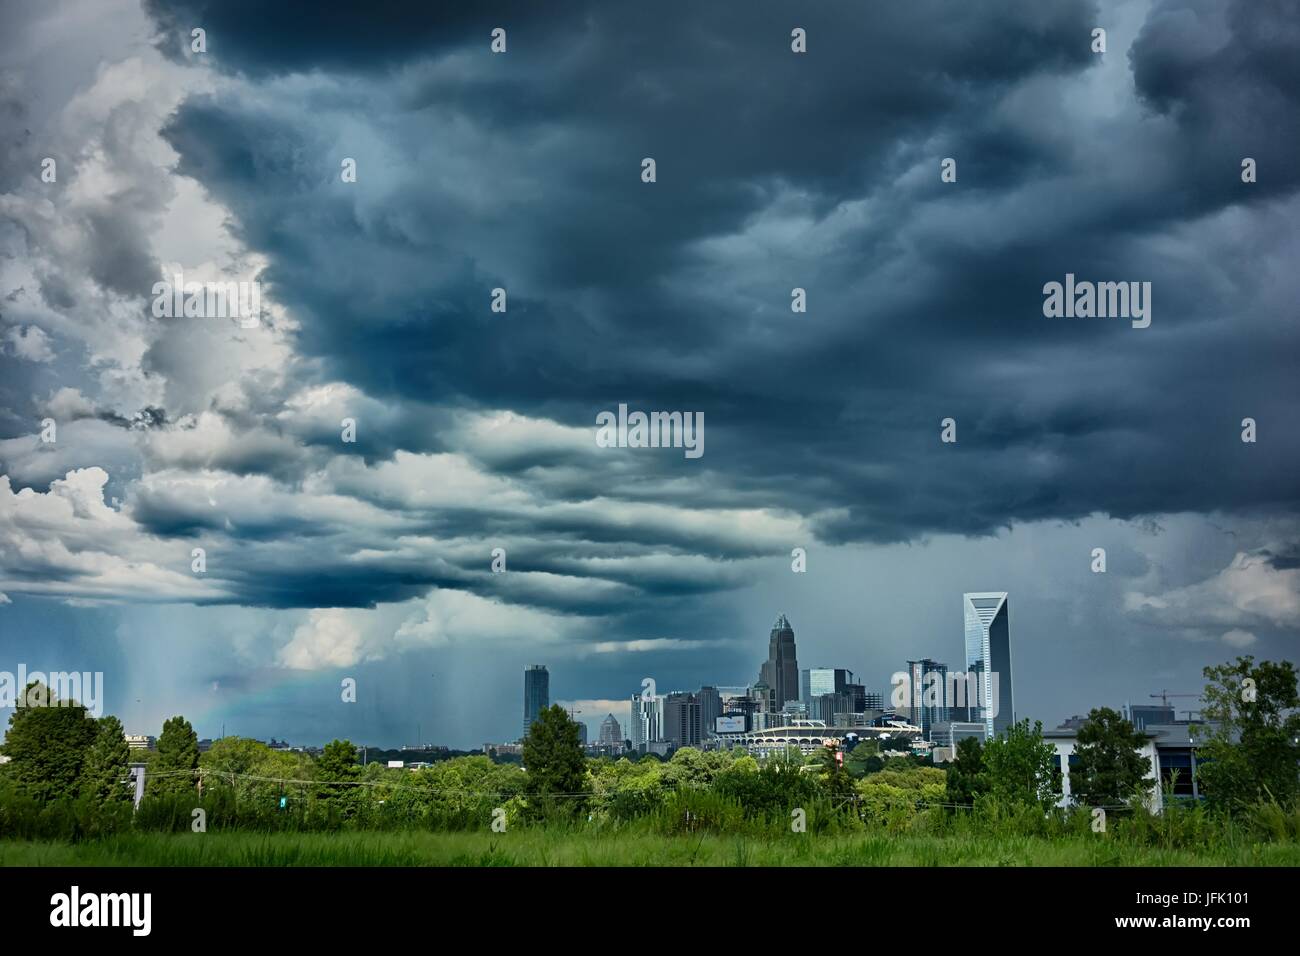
[{"x1": 1, "y1": 0, "x2": 1297, "y2": 747}]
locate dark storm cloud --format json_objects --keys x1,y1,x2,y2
[{"x1": 139, "y1": 0, "x2": 1300, "y2": 558}]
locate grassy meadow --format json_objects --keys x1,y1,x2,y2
[{"x1": 4, "y1": 829, "x2": 1299, "y2": 867}]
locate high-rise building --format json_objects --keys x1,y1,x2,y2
[
  {"x1": 697, "y1": 686, "x2": 722, "y2": 738},
  {"x1": 522, "y1": 664, "x2": 549, "y2": 740},
  {"x1": 906, "y1": 658, "x2": 950, "y2": 738},
  {"x1": 758, "y1": 614, "x2": 800, "y2": 709},
  {"x1": 576, "y1": 721, "x2": 589, "y2": 745},
  {"x1": 804, "y1": 667, "x2": 853, "y2": 702},
  {"x1": 862, "y1": 691, "x2": 884, "y2": 711},
  {"x1": 809, "y1": 692, "x2": 851, "y2": 724},
  {"x1": 598, "y1": 713, "x2": 623, "y2": 746},
  {"x1": 963, "y1": 592, "x2": 1013, "y2": 739},
  {"x1": 844, "y1": 682, "x2": 867, "y2": 713},
  {"x1": 662, "y1": 692, "x2": 701, "y2": 748},
  {"x1": 630, "y1": 692, "x2": 664, "y2": 751}
]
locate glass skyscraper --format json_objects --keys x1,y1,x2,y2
[
  {"x1": 522, "y1": 664, "x2": 549, "y2": 740},
  {"x1": 963, "y1": 592, "x2": 1013, "y2": 739},
  {"x1": 906, "y1": 658, "x2": 950, "y2": 737}
]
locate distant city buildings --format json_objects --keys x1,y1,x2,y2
[
  {"x1": 124, "y1": 734, "x2": 155, "y2": 751},
  {"x1": 576, "y1": 721, "x2": 588, "y2": 745},
  {"x1": 522, "y1": 664, "x2": 549, "y2": 740},
  {"x1": 490, "y1": 597, "x2": 1019, "y2": 760}
]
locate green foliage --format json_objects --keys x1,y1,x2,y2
[
  {"x1": 1070, "y1": 707, "x2": 1152, "y2": 807},
  {"x1": 844, "y1": 740, "x2": 881, "y2": 778},
  {"x1": 654, "y1": 788, "x2": 746, "y2": 835},
  {"x1": 78, "y1": 715, "x2": 132, "y2": 804},
  {"x1": 2, "y1": 682, "x2": 97, "y2": 802},
  {"x1": 982, "y1": 719, "x2": 1060, "y2": 808},
  {"x1": 315, "y1": 739, "x2": 361, "y2": 822},
  {"x1": 521, "y1": 705, "x2": 587, "y2": 818},
  {"x1": 811, "y1": 745, "x2": 856, "y2": 802},
  {"x1": 879, "y1": 735, "x2": 912, "y2": 754},
  {"x1": 856, "y1": 767, "x2": 947, "y2": 830},
  {"x1": 153, "y1": 716, "x2": 199, "y2": 797},
  {"x1": 1197, "y1": 657, "x2": 1300, "y2": 809},
  {"x1": 944, "y1": 735, "x2": 985, "y2": 805}
]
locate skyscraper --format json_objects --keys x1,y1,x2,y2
[
  {"x1": 905, "y1": 658, "x2": 950, "y2": 738},
  {"x1": 598, "y1": 713, "x2": 623, "y2": 746},
  {"x1": 522, "y1": 664, "x2": 549, "y2": 740},
  {"x1": 630, "y1": 692, "x2": 663, "y2": 751},
  {"x1": 662, "y1": 692, "x2": 701, "y2": 748},
  {"x1": 963, "y1": 592, "x2": 1013, "y2": 739},
  {"x1": 758, "y1": 613, "x2": 799, "y2": 710},
  {"x1": 803, "y1": 667, "x2": 853, "y2": 702},
  {"x1": 697, "y1": 686, "x2": 722, "y2": 738}
]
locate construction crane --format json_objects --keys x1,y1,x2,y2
[{"x1": 1150, "y1": 690, "x2": 1199, "y2": 708}]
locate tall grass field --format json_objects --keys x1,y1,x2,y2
[{"x1": 4, "y1": 829, "x2": 1299, "y2": 866}]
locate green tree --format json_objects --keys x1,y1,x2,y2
[
  {"x1": 521, "y1": 705, "x2": 587, "y2": 817},
  {"x1": 78, "y1": 714, "x2": 133, "y2": 803},
  {"x1": 944, "y1": 735, "x2": 986, "y2": 806},
  {"x1": 1070, "y1": 707, "x2": 1152, "y2": 807},
  {"x1": 2, "y1": 682, "x2": 97, "y2": 801},
  {"x1": 812, "y1": 744, "x2": 856, "y2": 802},
  {"x1": 316, "y1": 739, "x2": 361, "y2": 817},
  {"x1": 845, "y1": 740, "x2": 882, "y2": 778},
  {"x1": 318, "y1": 739, "x2": 360, "y2": 781},
  {"x1": 1197, "y1": 657, "x2": 1300, "y2": 809},
  {"x1": 153, "y1": 715, "x2": 199, "y2": 796},
  {"x1": 982, "y1": 719, "x2": 1060, "y2": 808}
]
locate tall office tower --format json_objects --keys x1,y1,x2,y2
[
  {"x1": 758, "y1": 614, "x2": 800, "y2": 709},
  {"x1": 697, "y1": 686, "x2": 722, "y2": 738},
  {"x1": 810, "y1": 692, "x2": 852, "y2": 724},
  {"x1": 905, "y1": 658, "x2": 950, "y2": 738},
  {"x1": 598, "y1": 713, "x2": 623, "y2": 746},
  {"x1": 963, "y1": 592, "x2": 1013, "y2": 739},
  {"x1": 844, "y1": 682, "x2": 868, "y2": 713},
  {"x1": 862, "y1": 691, "x2": 885, "y2": 711},
  {"x1": 799, "y1": 670, "x2": 811, "y2": 705},
  {"x1": 630, "y1": 692, "x2": 664, "y2": 751},
  {"x1": 662, "y1": 692, "x2": 701, "y2": 748},
  {"x1": 522, "y1": 664, "x2": 549, "y2": 740},
  {"x1": 805, "y1": 667, "x2": 853, "y2": 701},
  {"x1": 576, "y1": 721, "x2": 589, "y2": 745}
]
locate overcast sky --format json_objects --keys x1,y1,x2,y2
[{"x1": 1, "y1": 0, "x2": 1297, "y2": 747}]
